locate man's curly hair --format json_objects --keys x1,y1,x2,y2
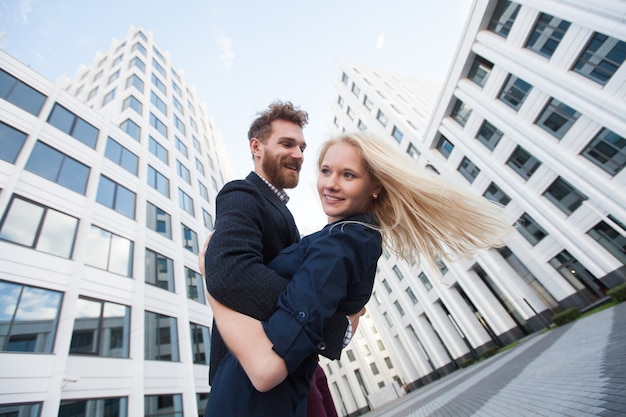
[{"x1": 247, "y1": 101, "x2": 309, "y2": 143}]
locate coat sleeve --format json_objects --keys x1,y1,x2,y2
[
  {"x1": 262, "y1": 223, "x2": 381, "y2": 372},
  {"x1": 204, "y1": 180, "x2": 289, "y2": 321}
]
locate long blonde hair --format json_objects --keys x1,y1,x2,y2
[{"x1": 317, "y1": 132, "x2": 513, "y2": 267}]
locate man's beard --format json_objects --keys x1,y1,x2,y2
[{"x1": 262, "y1": 155, "x2": 300, "y2": 189}]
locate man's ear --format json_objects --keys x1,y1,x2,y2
[{"x1": 250, "y1": 138, "x2": 262, "y2": 158}]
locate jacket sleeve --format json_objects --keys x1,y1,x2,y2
[
  {"x1": 263, "y1": 223, "x2": 381, "y2": 372},
  {"x1": 204, "y1": 180, "x2": 289, "y2": 321}
]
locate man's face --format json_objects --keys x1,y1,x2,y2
[{"x1": 254, "y1": 119, "x2": 306, "y2": 189}]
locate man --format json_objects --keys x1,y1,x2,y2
[{"x1": 203, "y1": 101, "x2": 348, "y2": 416}]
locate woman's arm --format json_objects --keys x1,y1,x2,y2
[{"x1": 206, "y1": 292, "x2": 288, "y2": 392}]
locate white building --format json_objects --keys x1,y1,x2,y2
[
  {"x1": 0, "y1": 27, "x2": 229, "y2": 416},
  {"x1": 323, "y1": 0, "x2": 626, "y2": 415}
]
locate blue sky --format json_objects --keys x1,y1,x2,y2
[{"x1": 1, "y1": 0, "x2": 472, "y2": 230}]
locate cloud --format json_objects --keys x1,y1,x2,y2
[
  {"x1": 215, "y1": 34, "x2": 234, "y2": 71},
  {"x1": 17, "y1": 0, "x2": 33, "y2": 24},
  {"x1": 374, "y1": 32, "x2": 385, "y2": 50}
]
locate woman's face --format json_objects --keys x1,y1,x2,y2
[{"x1": 317, "y1": 142, "x2": 380, "y2": 223}]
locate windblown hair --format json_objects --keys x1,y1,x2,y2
[
  {"x1": 317, "y1": 132, "x2": 513, "y2": 267},
  {"x1": 248, "y1": 100, "x2": 309, "y2": 143}
]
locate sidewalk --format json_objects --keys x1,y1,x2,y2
[{"x1": 366, "y1": 302, "x2": 626, "y2": 417}]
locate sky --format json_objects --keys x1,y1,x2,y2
[{"x1": 0, "y1": 0, "x2": 472, "y2": 232}]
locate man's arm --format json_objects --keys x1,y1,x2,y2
[{"x1": 204, "y1": 180, "x2": 290, "y2": 320}]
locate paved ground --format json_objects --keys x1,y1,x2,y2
[{"x1": 365, "y1": 302, "x2": 626, "y2": 417}]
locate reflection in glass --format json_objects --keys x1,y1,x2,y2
[
  {"x1": 37, "y1": 209, "x2": 78, "y2": 258},
  {"x1": 70, "y1": 297, "x2": 130, "y2": 357},
  {"x1": 0, "y1": 198, "x2": 44, "y2": 246},
  {"x1": 0, "y1": 281, "x2": 62, "y2": 353},
  {"x1": 59, "y1": 397, "x2": 127, "y2": 417}
]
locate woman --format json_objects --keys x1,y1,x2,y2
[{"x1": 204, "y1": 132, "x2": 512, "y2": 416}]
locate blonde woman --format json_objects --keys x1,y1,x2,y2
[{"x1": 204, "y1": 132, "x2": 512, "y2": 417}]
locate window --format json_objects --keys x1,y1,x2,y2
[
  {"x1": 581, "y1": 128, "x2": 625, "y2": 176},
  {"x1": 145, "y1": 248, "x2": 175, "y2": 291},
  {"x1": 112, "y1": 54, "x2": 124, "y2": 66},
  {"x1": 392, "y1": 126, "x2": 403, "y2": 143},
  {"x1": 392, "y1": 265, "x2": 404, "y2": 281},
  {"x1": 85, "y1": 225, "x2": 134, "y2": 276},
  {"x1": 96, "y1": 176, "x2": 136, "y2": 218},
  {"x1": 203, "y1": 209, "x2": 214, "y2": 230},
  {"x1": 87, "y1": 87, "x2": 98, "y2": 100},
  {"x1": 196, "y1": 158, "x2": 206, "y2": 176},
  {"x1": 149, "y1": 136, "x2": 168, "y2": 164},
  {"x1": 190, "y1": 322, "x2": 211, "y2": 364},
  {"x1": 587, "y1": 220, "x2": 626, "y2": 264},
  {"x1": 126, "y1": 74, "x2": 144, "y2": 92},
  {"x1": 122, "y1": 95, "x2": 142, "y2": 114},
  {"x1": 150, "y1": 113, "x2": 168, "y2": 137},
  {"x1": 173, "y1": 96, "x2": 184, "y2": 113},
  {"x1": 199, "y1": 182, "x2": 209, "y2": 202},
  {"x1": 153, "y1": 45, "x2": 165, "y2": 61},
  {"x1": 370, "y1": 362, "x2": 380, "y2": 375},
  {"x1": 0, "y1": 280, "x2": 61, "y2": 353},
  {"x1": 499, "y1": 74, "x2": 532, "y2": 110},
  {"x1": 70, "y1": 297, "x2": 130, "y2": 357},
  {"x1": 146, "y1": 201, "x2": 172, "y2": 238},
  {"x1": 136, "y1": 30, "x2": 147, "y2": 41},
  {"x1": 467, "y1": 56, "x2": 493, "y2": 87},
  {"x1": 351, "y1": 82, "x2": 360, "y2": 97},
  {"x1": 182, "y1": 224, "x2": 199, "y2": 254},
  {"x1": 346, "y1": 106, "x2": 355, "y2": 120},
  {"x1": 152, "y1": 58, "x2": 166, "y2": 77},
  {"x1": 407, "y1": 143, "x2": 420, "y2": 161},
  {"x1": 405, "y1": 287, "x2": 418, "y2": 305},
  {"x1": 102, "y1": 88, "x2": 116, "y2": 106},
  {"x1": 535, "y1": 98, "x2": 580, "y2": 139},
  {"x1": 144, "y1": 311, "x2": 179, "y2": 361},
  {"x1": 436, "y1": 260, "x2": 448, "y2": 275},
  {"x1": 483, "y1": 182, "x2": 511, "y2": 206},
  {"x1": 435, "y1": 135, "x2": 454, "y2": 159},
  {"x1": 476, "y1": 120, "x2": 503, "y2": 150},
  {"x1": 517, "y1": 212, "x2": 547, "y2": 245},
  {"x1": 419, "y1": 272, "x2": 432, "y2": 291},
  {"x1": 47, "y1": 103, "x2": 99, "y2": 148},
  {"x1": 383, "y1": 312, "x2": 393, "y2": 327},
  {"x1": 174, "y1": 115, "x2": 186, "y2": 135},
  {"x1": 573, "y1": 32, "x2": 626, "y2": 85},
  {"x1": 105, "y1": 137, "x2": 138, "y2": 175},
  {"x1": 451, "y1": 99, "x2": 472, "y2": 126},
  {"x1": 394, "y1": 301, "x2": 405, "y2": 317},
  {"x1": 193, "y1": 136, "x2": 201, "y2": 153},
  {"x1": 132, "y1": 41, "x2": 146, "y2": 56},
  {"x1": 129, "y1": 56, "x2": 145, "y2": 72},
  {"x1": 384, "y1": 357, "x2": 394, "y2": 369},
  {"x1": 120, "y1": 118, "x2": 141, "y2": 141},
  {"x1": 0, "y1": 120, "x2": 28, "y2": 163},
  {"x1": 179, "y1": 189, "x2": 195, "y2": 216},
  {"x1": 151, "y1": 73, "x2": 166, "y2": 94},
  {"x1": 488, "y1": 0, "x2": 520, "y2": 38},
  {"x1": 525, "y1": 13, "x2": 570, "y2": 58},
  {"x1": 0, "y1": 403, "x2": 42, "y2": 416},
  {"x1": 376, "y1": 110, "x2": 388, "y2": 127},
  {"x1": 150, "y1": 91, "x2": 167, "y2": 115},
  {"x1": 176, "y1": 160, "x2": 191, "y2": 184},
  {"x1": 346, "y1": 350, "x2": 356, "y2": 362},
  {"x1": 506, "y1": 145, "x2": 541, "y2": 180},
  {"x1": 59, "y1": 397, "x2": 127, "y2": 417},
  {"x1": 0, "y1": 68, "x2": 47, "y2": 115},
  {"x1": 382, "y1": 279, "x2": 392, "y2": 294},
  {"x1": 147, "y1": 165, "x2": 170, "y2": 197},
  {"x1": 172, "y1": 81, "x2": 182, "y2": 96},
  {"x1": 363, "y1": 95, "x2": 373, "y2": 111},
  {"x1": 458, "y1": 157, "x2": 480, "y2": 183},
  {"x1": 549, "y1": 250, "x2": 601, "y2": 298},
  {"x1": 108, "y1": 69, "x2": 120, "y2": 84},
  {"x1": 187, "y1": 267, "x2": 207, "y2": 303},
  {"x1": 542, "y1": 176, "x2": 588, "y2": 215},
  {"x1": 377, "y1": 340, "x2": 385, "y2": 351},
  {"x1": 0, "y1": 195, "x2": 78, "y2": 258},
  {"x1": 341, "y1": 72, "x2": 349, "y2": 84},
  {"x1": 176, "y1": 137, "x2": 189, "y2": 157},
  {"x1": 25, "y1": 141, "x2": 90, "y2": 194},
  {"x1": 357, "y1": 120, "x2": 367, "y2": 131}
]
